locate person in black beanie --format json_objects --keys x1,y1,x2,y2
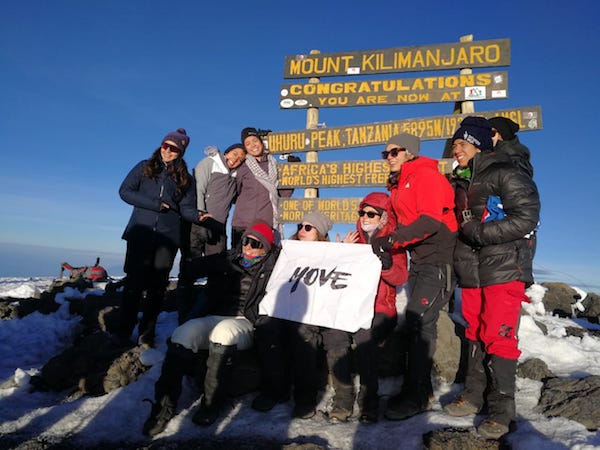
[
  {"x1": 230, "y1": 127, "x2": 293, "y2": 251},
  {"x1": 489, "y1": 116, "x2": 534, "y2": 177},
  {"x1": 444, "y1": 116, "x2": 540, "y2": 440}
]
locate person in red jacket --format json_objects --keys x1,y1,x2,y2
[
  {"x1": 323, "y1": 192, "x2": 408, "y2": 424},
  {"x1": 371, "y1": 133, "x2": 458, "y2": 420}
]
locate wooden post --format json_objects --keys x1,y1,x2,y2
[
  {"x1": 446, "y1": 34, "x2": 475, "y2": 157},
  {"x1": 305, "y1": 49, "x2": 320, "y2": 199},
  {"x1": 454, "y1": 34, "x2": 475, "y2": 114}
]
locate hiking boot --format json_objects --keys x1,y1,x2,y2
[
  {"x1": 443, "y1": 395, "x2": 481, "y2": 417},
  {"x1": 292, "y1": 403, "x2": 316, "y2": 419},
  {"x1": 142, "y1": 398, "x2": 175, "y2": 437},
  {"x1": 327, "y1": 405, "x2": 352, "y2": 424},
  {"x1": 359, "y1": 411, "x2": 378, "y2": 424},
  {"x1": 192, "y1": 400, "x2": 219, "y2": 427},
  {"x1": 477, "y1": 418, "x2": 510, "y2": 440},
  {"x1": 384, "y1": 397, "x2": 431, "y2": 421},
  {"x1": 251, "y1": 393, "x2": 289, "y2": 412}
]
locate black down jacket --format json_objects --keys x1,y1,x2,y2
[
  {"x1": 194, "y1": 248, "x2": 279, "y2": 324},
  {"x1": 453, "y1": 151, "x2": 540, "y2": 288}
]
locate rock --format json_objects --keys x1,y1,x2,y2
[
  {"x1": 533, "y1": 319, "x2": 548, "y2": 335},
  {"x1": 538, "y1": 375, "x2": 600, "y2": 430},
  {"x1": 423, "y1": 427, "x2": 509, "y2": 450},
  {"x1": 29, "y1": 332, "x2": 143, "y2": 396},
  {"x1": 517, "y1": 358, "x2": 554, "y2": 381},
  {"x1": 581, "y1": 292, "x2": 600, "y2": 324},
  {"x1": 0, "y1": 294, "x2": 60, "y2": 320},
  {"x1": 379, "y1": 310, "x2": 461, "y2": 383},
  {"x1": 540, "y1": 282, "x2": 579, "y2": 318},
  {"x1": 102, "y1": 346, "x2": 147, "y2": 394},
  {"x1": 433, "y1": 311, "x2": 462, "y2": 383}
]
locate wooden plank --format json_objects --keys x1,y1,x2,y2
[
  {"x1": 278, "y1": 159, "x2": 454, "y2": 188},
  {"x1": 267, "y1": 106, "x2": 542, "y2": 154},
  {"x1": 278, "y1": 198, "x2": 363, "y2": 224},
  {"x1": 284, "y1": 38, "x2": 510, "y2": 78},
  {"x1": 280, "y1": 71, "x2": 508, "y2": 109}
]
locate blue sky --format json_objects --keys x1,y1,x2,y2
[{"x1": 1, "y1": 1, "x2": 599, "y2": 290}]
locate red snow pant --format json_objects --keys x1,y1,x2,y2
[{"x1": 461, "y1": 281, "x2": 528, "y2": 360}]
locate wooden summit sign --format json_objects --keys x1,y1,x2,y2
[
  {"x1": 283, "y1": 38, "x2": 510, "y2": 78},
  {"x1": 278, "y1": 159, "x2": 454, "y2": 188},
  {"x1": 267, "y1": 106, "x2": 542, "y2": 154},
  {"x1": 280, "y1": 71, "x2": 508, "y2": 109},
  {"x1": 278, "y1": 198, "x2": 363, "y2": 224}
]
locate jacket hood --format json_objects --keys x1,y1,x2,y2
[{"x1": 356, "y1": 192, "x2": 397, "y2": 240}]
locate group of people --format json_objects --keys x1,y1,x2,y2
[{"x1": 117, "y1": 116, "x2": 539, "y2": 440}]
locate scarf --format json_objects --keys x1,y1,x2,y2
[
  {"x1": 241, "y1": 252, "x2": 265, "y2": 268},
  {"x1": 455, "y1": 166, "x2": 471, "y2": 179},
  {"x1": 244, "y1": 153, "x2": 281, "y2": 234}
]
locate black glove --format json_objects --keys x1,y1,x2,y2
[
  {"x1": 376, "y1": 250, "x2": 393, "y2": 270},
  {"x1": 460, "y1": 220, "x2": 478, "y2": 244},
  {"x1": 287, "y1": 154, "x2": 301, "y2": 163},
  {"x1": 371, "y1": 234, "x2": 395, "y2": 253}
]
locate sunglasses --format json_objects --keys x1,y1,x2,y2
[
  {"x1": 358, "y1": 210, "x2": 381, "y2": 218},
  {"x1": 241, "y1": 236, "x2": 263, "y2": 249},
  {"x1": 381, "y1": 147, "x2": 405, "y2": 159},
  {"x1": 162, "y1": 143, "x2": 181, "y2": 153},
  {"x1": 297, "y1": 223, "x2": 315, "y2": 232}
]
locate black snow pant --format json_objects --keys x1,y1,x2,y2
[
  {"x1": 401, "y1": 262, "x2": 453, "y2": 404},
  {"x1": 119, "y1": 237, "x2": 177, "y2": 340},
  {"x1": 254, "y1": 316, "x2": 321, "y2": 408}
]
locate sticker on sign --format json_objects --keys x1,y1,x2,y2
[
  {"x1": 465, "y1": 86, "x2": 486, "y2": 100},
  {"x1": 280, "y1": 99, "x2": 295, "y2": 108}
]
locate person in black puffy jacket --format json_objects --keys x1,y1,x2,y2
[
  {"x1": 443, "y1": 117, "x2": 540, "y2": 440},
  {"x1": 117, "y1": 128, "x2": 199, "y2": 347}
]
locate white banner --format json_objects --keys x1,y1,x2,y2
[{"x1": 259, "y1": 240, "x2": 381, "y2": 332}]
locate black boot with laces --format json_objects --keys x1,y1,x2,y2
[{"x1": 142, "y1": 397, "x2": 175, "y2": 437}]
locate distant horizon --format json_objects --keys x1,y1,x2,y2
[
  {"x1": 1, "y1": 241, "x2": 598, "y2": 295},
  {"x1": 0, "y1": 241, "x2": 126, "y2": 279}
]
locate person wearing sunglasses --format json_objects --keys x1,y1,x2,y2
[
  {"x1": 443, "y1": 117, "x2": 540, "y2": 440},
  {"x1": 252, "y1": 211, "x2": 332, "y2": 420},
  {"x1": 370, "y1": 132, "x2": 458, "y2": 422},
  {"x1": 176, "y1": 143, "x2": 247, "y2": 325},
  {"x1": 143, "y1": 221, "x2": 279, "y2": 436},
  {"x1": 117, "y1": 128, "x2": 199, "y2": 349},
  {"x1": 289, "y1": 210, "x2": 332, "y2": 241},
  {"x1": 230, "y1": 127, "x2": 295, "y2": 252},
  {"x1": 321, "y1": 193, "x2": 408, "y2": 424}
]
